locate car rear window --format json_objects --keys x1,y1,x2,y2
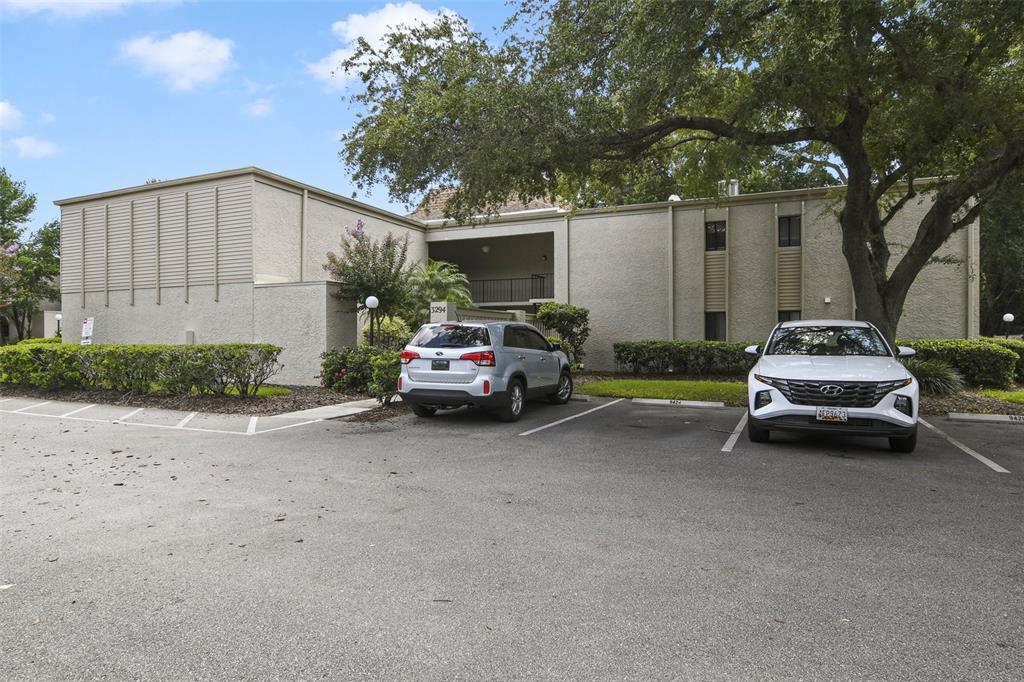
[
  {"x1": 411, "y1": 325, "x2": 490, "y2": 348},
  {"x1": 765, "y1": 326, "x2": 891, "y2": 356}
]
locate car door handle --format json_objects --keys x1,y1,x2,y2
[
  {"x1": 540, "y1": 357, "x2": 549, "y2": 362},
  {"x1": 517, "y1": 355, "x2": 527, "y2": 360}
]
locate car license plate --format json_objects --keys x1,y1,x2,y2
[
  {"x1": 816, "y1": 407, "x2": 848, "y2": 422},
  {"x1": 431, "y1": 360, "x2": 450, "y2": 371}
]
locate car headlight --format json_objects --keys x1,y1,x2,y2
[
  {"x1": 894, "y1": 395, "x2": 913, "y2": 416},
  {"x1": 754, "y1": 374, "x2": 788, "y2": 389},
  {"x1": 754, "y1": 390, "x2": 773, "y2": 410}
]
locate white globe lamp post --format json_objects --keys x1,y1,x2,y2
[
  {"x1": 1003, "y1": 312, "x2": 1015, "y2": 339},
  {"x1": 365, "y1": 296, "x2": 380, "y2": 345}
]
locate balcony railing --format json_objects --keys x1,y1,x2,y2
[{"x1": 469, "y1": 273, "x2": 554, "y2": 304}]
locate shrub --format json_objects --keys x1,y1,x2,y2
[
  {"x1": 902, "y1": 358, "x2": 965, "y2": 395},
  {"x1": 537, "y1": 302, "x2": 590, "y2": 369},
  {"x1": 320, "y1": 344, "x2": 394, "y2": 393},
  {"x1": 369, "y1": 351, "x2": 401, "y2": 406},
  {"x1": 362, "y1": 315, "x2": 412, "y2": 350},
  {"x1": 899, "y1": 339, "x2": 1016, "y2": 387},
  {"x1": 613, "y1": 340, "x2": 756, "y2": 377},
  {"x1": 16, "y1": 336, "x2": 62, "y2": 345},
  {"x1": 982, "y1": 337, "x2": 1024, "y2": 383},
  {"x1": 0, "y1": 343, "x2": 282, "y2": 396}
]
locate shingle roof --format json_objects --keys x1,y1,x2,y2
[{"x1": 407, "y1": 187, "x2": 560, "y2": 221}]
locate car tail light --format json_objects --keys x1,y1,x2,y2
[
  {"x1": 399, "y1": 350, "x2": 420, "y2": 364},
  {"x1": 483, "y1": 380, "x2": 490, "y2": 395},
  {"x1": 459, "y1": 350, "x2": 496, "y2": 366}
]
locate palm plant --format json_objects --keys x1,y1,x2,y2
[{"x1": 402, "y1": 259, "x2": 472, "y2": 325}]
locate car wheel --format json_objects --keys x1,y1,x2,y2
[
  {"x1": 496, "y1": 378, "x2": 525, "y2": 422},
  {"x1": 548, "y1": 370, "x2": 573, "y2": 404},
  {"x1": 409, "y1": 403, "x2": 436, "y2": 418},
  {"x1": 747, "y1": 416, "x2": 770, "y2": 443},
  {"x1": 889, "y1": 426, "x2": 917, "y2": 453}
]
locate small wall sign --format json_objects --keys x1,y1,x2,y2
[{"x1": 81, "y1": 317, "x2": 94, "y2": 345}]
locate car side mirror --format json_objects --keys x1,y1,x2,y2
[
  {"x1": 744, "y1": 344, "x2": 760, "y2": 357},
  {"x1": 897, "y1": 346, "x2": 916, "y2": 358},
  {"x1": 551, "y1": 342, "x2": 562, "y2": 352}
]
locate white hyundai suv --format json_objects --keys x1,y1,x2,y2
[{"x1": 745, "y1": 320, "x2": 920, "y2": 452}]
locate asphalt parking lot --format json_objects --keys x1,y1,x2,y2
[{"x1": 2, "y1": 396, "x2": 1022, "y2": 680}]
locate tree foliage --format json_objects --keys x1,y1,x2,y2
[
  {"x1": 0, "y1": 167, "x2": 36, "y2": 245},
  {"x1": 340, "y1": 0, "x2": 1024, "y2": 341},
  {"x1": 6, "y1": 220, "x2": 61, "y2": 340},
  {"x1": 536, "y1": 302, "x2": 590, "y2": 368},
  {"x1": 323, "y1": 219, "x2": 411, "y2": 341},
  {"x1": 980, "y1": 171, "x2": 1024, "y2": 336}
]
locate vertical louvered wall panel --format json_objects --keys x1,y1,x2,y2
[
  {"x1": 777, "y1": 248, "x2": 802, "y2": 309},
  {"x1": 158, "y1": 193, "x2": 186, "y2": 287},
  {"x1": 216, "y1": 182, "x2": 253, "y2": 283},
  {"x1": 704, "y1": 251, "x2": 727, "y2": 311},
  {"x1": 107, "y1": 202, "x2": 131, "y2": 290},
  {"x1": 132, "y1": 197, "x2": 158, "y2": 290},
  {"x1": 59, "y1": 208, "x2": 82, "y2": 294},
  {"x1": 187, "y1": 188, "x2": 216, "y2": 286},
  {"x1": 82, "y1": 206, "x2": 106, "y2": 292}
]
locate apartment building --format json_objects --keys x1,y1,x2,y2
[{"x1": 55, "y1": 167, "x2": 978, "y2": 383}]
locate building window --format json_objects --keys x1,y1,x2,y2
[
  {"x1": 778, "y1": 310, "x2": 801, "y2": 323},
  {"x1": 778, "y1": 215, "x2": 801, "y2": 247},
  {"x1": 705, "y1": 221, "x2": 727, "y2": 251},
  {"x1": 705, "y1": 312, "x2": 727, "y2": 341}
]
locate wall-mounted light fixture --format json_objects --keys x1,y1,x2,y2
[{"x1": 481, "y1": 245, "x2": 490, "y2": 254}]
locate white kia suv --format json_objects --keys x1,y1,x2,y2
[{"x1": 745, "y1": 320, "x2": 920, "y2": 452}]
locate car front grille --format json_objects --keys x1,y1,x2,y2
[{"x1": 768, "y1": 379, "x2": 908, "y2": 408}]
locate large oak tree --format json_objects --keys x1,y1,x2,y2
[{"x1": 340, "y1": 0, "x2": 1024, "y2": 341}]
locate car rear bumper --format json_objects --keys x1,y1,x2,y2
[{"x1": 401, "y1": 388, "x2": 506, "y2": 409}]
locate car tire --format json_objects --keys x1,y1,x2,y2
[
  {"x1": 548, "y1": 370, "x2": 573, "y2": 405},
  {"x1": 747, "y1": 416, "x2": 770, "y2": 443},
  {"x1": 496, "y1": 378, "x2": 526, "y2": 422},
  {"x1": 409, "y1": 403, "x2": 436, "y2": 418},
  {"x1": 889, "y1": 426, "x2": 917, "y2": 453}
]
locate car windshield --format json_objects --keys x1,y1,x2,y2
[
  {"x1": 765, "y1": 326, "x2": 891, "y2": 357},
  {"x1": 411, "y1": 325, "x2": 490, "y2": 348}
]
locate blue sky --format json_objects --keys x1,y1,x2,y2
[{"x1": 0, "y1": 0, "x2": 514, "y2": 228}]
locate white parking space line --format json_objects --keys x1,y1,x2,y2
[
  {"x1": 254, "y1": 419, "x2": 322, "y2": 435},
  {"x1": 116, "y1": 407, "x2": 145, "y2": 422},
  {"x1": 13, "y1": 401, "x2": 51, "y2": 413},
  {"x1": 518, "y1": 399, "x2": 624, "y2": 437},
  {"x1": 60, "y1": 404, "x2": 96, "y2": 418},
  {"x1": 721, "y1": 412, "x2": 748, "y2": 453},
  {"x1": 920, "y1": 419, "x2": 1010, "y2": 474},
  {"x1": 247, "y1": 417, "x2": 258, "y2": 434},
  {"x1": 0, "y1": 398, "x2": 13, "y2": 404},
  {"x1": 175, "y1": 412, "x2": 198, "y2": 429}
]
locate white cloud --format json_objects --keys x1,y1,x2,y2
[
  {"x1": 12, "y1": 135, "x2": 58, "y2": 159},
  {"x1": 242, "y1": 78, "x2": 273, "y2": 95},
  {"x1": 119, "y1": 30, "x2": 235, "y2": 92},
  {"x1": 306, "y1": 2, "x2": 453, "y2": 92},
  {"x1": 0, "y1": 100, "x2": 24, "y2": 130},
  {"x1": 243, "y1": 98, "x2": 273, "y2": 118},
  {"x1": 0, "y1": 0, "x2": 177, "y2": 19},
  {"x1": 41, "y1": 111, "x2": 57, "y2": 123}
]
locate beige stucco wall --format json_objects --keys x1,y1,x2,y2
[
  {"x1": 253, "y1": 282, "x2": 356, "y2": 385},
  {"x1": 254, "y1": 181, "x2": 302, "y2": 283}
]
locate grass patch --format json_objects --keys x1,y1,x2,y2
[
  {"x1": 578, "y1": 379, "x2": 747, "y2": 405},
  {"x1": 979, "y1": 388, "x2": 1024, "y2": 406}
]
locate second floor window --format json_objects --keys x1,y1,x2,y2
[
  {"x1": 705, "y1": 221, "x2": 726, "y2": 251},
  {"x1": 778, "y1": 215, "x2": 801, "y2": 247}
]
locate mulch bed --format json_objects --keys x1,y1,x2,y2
[{"x1": 0, "y1": 384, "x2": 366, "y2": 416}]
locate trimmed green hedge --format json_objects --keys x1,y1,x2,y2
[
  {"x1": 0, "y1": 343, "x2": 282, "y2": 396},
  {"x1": 982, "y1": 337, "x2": 1024, "y2": 383},
  {"x1": 899, "y1": 339, "x2": 1017, "y2": 388},
  {"x1": 16, "y1": 337, "x2": 63, "y2": 345},
  {"x1": 613, "y1": 340, "x2": 756, "y2": 376}
]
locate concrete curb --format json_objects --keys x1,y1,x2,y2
[
  {"x1": 569, "y1": 395, "x2": 592, "y2": 403},
  {"x1": 273, "y1": 397, "x2": 381, "y2": 420},
  {"x1": 948, "y1": 412, "x2": 1024, "y2": 425},
  {"x1": 631, "y1": 398, "x2": 726, "y2": 409}
]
